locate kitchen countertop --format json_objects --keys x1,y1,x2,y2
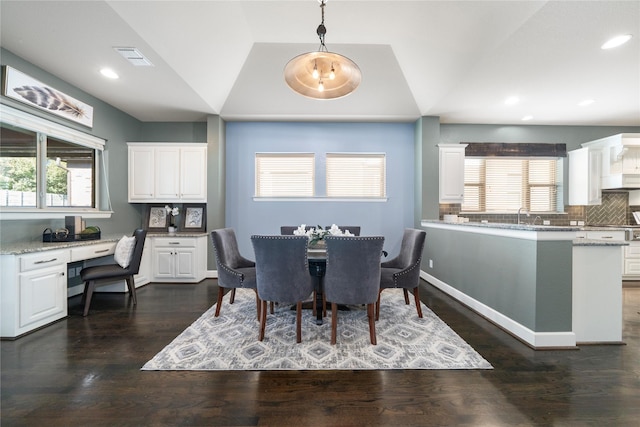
[
  {"x1": 421, "y1": 219, "x2": 580, "y2": 231},
  {"x1": 0, "y1": 231, "x2": 209, "y2": 255}
]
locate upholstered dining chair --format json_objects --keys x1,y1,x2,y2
[
  {"x1": 80, "y1": 228, "x2": 147, "y2": 316},
  {"x1": 324, "y1": 226, "x2": 361, "y2": 236},
  {"x1": 251, "y1": 235, "x2": 315, "y2": 343},
  {"x1": 280, "y1": 225, "x2": 312, "y2": 235},
  {"x1": 323, "y1": 235, "x2": 385, "y2": 345},
  {"x1": 376, "y1": 228, "x2": 426, "y2": 321},
  {"x1": 210, "y1": 228, "x2": 259, "y2": 318}
]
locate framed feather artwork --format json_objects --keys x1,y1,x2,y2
[{"x1": 2, "y1": 66, "x2": 94, "y2": 128}]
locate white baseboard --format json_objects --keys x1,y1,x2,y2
[
  {"x1": 420, "y1": 271, "x2": 576, "y2": 349},
  {"x1": 207, "y1": 270, "x2": 218, "y2": 279}
]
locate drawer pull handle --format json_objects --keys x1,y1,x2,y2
[
  {"x1": 34, "y1": 258, "x2": 57, "y2": 264},
  {"x1": 602, "y1": 236, "x2": 613, "y2": 239},
  {"x1": 94, "y1": 249, "x2": 110, "y2": 253},
  {"x1": 169, "y1": 242, "x2": 180, "y2": 245}
]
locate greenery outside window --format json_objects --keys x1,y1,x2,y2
[
  {"x1": 0, "y1": 104, "x2": 110, "y2": 219},
  {"x1": 462, "y1": 157, "x2": 560, "y2": 213}
]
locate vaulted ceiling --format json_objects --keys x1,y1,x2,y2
[{"x1": 1, "y1": 1, "x2": 638, "y2": 125}]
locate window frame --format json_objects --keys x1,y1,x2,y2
[
  {"x1": 0, "y1": 104, "x2": 111, "y2": 220},
  {"x1": 462, "y1": 156, "x2": 562, "y2": 214}
]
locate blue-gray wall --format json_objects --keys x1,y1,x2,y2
[{"x1": 224, "y1": 121, "x2": 416, "y2": 258}]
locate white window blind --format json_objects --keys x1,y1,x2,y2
[
  {"x1": 326, "y1": 153, "x2": 386, "y2": 198},
  {"x1": 463, "y1": 158, "x2": 557, "y2": 212},
  {"x1": 255, "y1": 153, "x2": 315, "y2": 197}
]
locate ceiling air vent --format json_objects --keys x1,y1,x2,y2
[{"x1": 114, "y1": 47, "x2": 153, "y2": 67}]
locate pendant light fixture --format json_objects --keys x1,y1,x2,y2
[{"x1": 284, "y1": 0, "x2": 361, "y2": 100}]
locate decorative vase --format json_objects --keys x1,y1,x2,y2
[
  {"x1": 168, "y1": 226, "x2": 177, "y2": 234},
  {"x1": 309, "y1": 239, "x2": 326, "y2": 249}
]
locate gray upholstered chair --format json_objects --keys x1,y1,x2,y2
[
  {"x1": 210, "y1": 228, "x2": 258, "y2": 318},
  {"x1": 80, "y1": 228, "x2": 147, "y2": 316},
  {"x1": 324, "y1": 226, "x2": 361, "y2": 236},
  {"x1": 323, "y1": 235, "x2": 385, "y2": 345},
  {"x1": 251, "y1": 235, "x2": 314, "y2": 343},
  {"x1": 280, "y1": 225, "x2": 312, "y2": 235},
  {"x1": 376, "y1": 228, "x2": 426, "y2": 320}
]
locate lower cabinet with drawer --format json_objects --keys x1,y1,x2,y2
[
  {"x1": 151, "y1": 235, "x2": 207, "y2": 283},
  {"x1": 1, "y1": 250, "x2": 70, "y2": 338}
]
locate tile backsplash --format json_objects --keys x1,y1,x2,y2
[{"x1": 440, "y1": 191, "x2": 637, "y2": 226}]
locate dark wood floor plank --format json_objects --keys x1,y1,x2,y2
[{"x1": 2, "y1": 280, "x2": 640, "y2": 426}]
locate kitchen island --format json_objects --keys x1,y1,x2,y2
[{"x1": 420, "y1": 220, "x2": 626, "y2": 348}]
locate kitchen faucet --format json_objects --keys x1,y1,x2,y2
[{"x1": 518, "y1": 207, "x2": 530, "y2": 225}]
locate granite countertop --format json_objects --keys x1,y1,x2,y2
[
  {"x1": 421, "y1": 220, "x2": 580, "y2": 232},
  {"x1": 1, "y1": 231, "x2": 209, "y2": 255},
  {"x1": 573, "y1": 239, "x2": 628, "y2": 247}
]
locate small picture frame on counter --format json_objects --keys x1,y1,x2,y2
[
  {"x1": 181, "y1": 204, "x2": 206, "y2": 232},
  {"x1": 145, "y1": 205, "x2": 169, "y2": 231}
]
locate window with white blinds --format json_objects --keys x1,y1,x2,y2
[
  {"x1": 462, "y1": 158, "x2": 558, "y2": 213},
  {"x1": 255, "y1": 153, "x2": 315, "y2": 197},
  {"x1": 326, "y1": 153, "x2": 386, "y2": 198}
]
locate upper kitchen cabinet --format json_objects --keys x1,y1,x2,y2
[
  {"x1": 128, "y1": 143, "x2": 207, "y2": 203},
  {"x1": 438, "y1": 144, "x2": 467, "y2": 203},
  {"x1": 582, "y1": 133, "x2": 640, "y2": 190},
  {"x1": 568, "y1": 147, "x2": 602, "y2": 205}
]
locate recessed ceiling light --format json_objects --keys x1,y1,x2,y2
[
  {"x1": 504, "y1": 96, "x2": 519, "y2": 105},
  {"x1": 601, "y1": 34, "x2": 632, "y2": 49},
  {"x1": 521, "y1": 115, "x2": 533, "y2": 121},
  {"x1": 100, "y1": 68, "x2": 119, "y2": 79},
  {"x1": 578, "y1": 99, "x2": 595, "y2": 107}
]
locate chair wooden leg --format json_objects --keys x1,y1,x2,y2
[
  {"x1": 258, "y1": 299, "x2": 267, "y2": 341},
  {"x1": 270, "y1": 301, "x2": 275, "y2": 314},
  {"x1": 312, "y1": 291, "x2": 317, "y2": 317},
  {"x1": 375, "y1": 290, "x2": 382, "y2": 321},
  {"x1": 230, "y1": 288, "x2": 236, "y2": 304},
  {"x1": 331, "y1": 303, "x2": 338, "y2": 345},
  {"x1": 125, "y1": 276, "x2": 137, "y2": 305},
  {"x1": 367, "y1": 303, "x2": 377, "y2": 345},
  {"x1": 214, "y1": 287, "x2": 225, "y2": 317},
  {"x1": 296, "y1": 301, "x2": 302, "y2": 343},
  {"x1": 403, "y1": 288, "x2": 410, "y2": 305},
  {"x1": 83, "y1": 281, "x2": 96, "y2": 317},
  {"x1": 413, "y1": 286, "x2": 423, "y2": 318}
]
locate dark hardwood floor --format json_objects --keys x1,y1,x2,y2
[{"x1": 2, "y1": 280, "x2": 639, "y2": 426}]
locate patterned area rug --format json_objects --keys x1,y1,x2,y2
[{"x1": 142, "y1": 288, "x2": 492, "y2": 371}]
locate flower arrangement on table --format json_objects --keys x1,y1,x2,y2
[
  {"x1": 294, "y1": 224, "x2": 353, "y2": 247},
  {"x1": 165, "y1": 205, "x2": 180, "y2": 230}
]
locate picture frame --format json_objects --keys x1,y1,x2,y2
[
  {"x1": 145, "y1": 205, "x2": 169, "y2": 231},
  {"x1": 2, "y1": 66, "x2": 94, "y2": 128},
  {"x1": 181, "y1": 204, "x2": 206, "y2": 232}
]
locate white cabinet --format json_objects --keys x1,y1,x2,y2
[
  {"x1": 128, "y1": 143, "x2": 207, "y2": 202},
  {"x1": 581, "y1": 133, "x2": 640, "y2": 189},
  {"x1": 1, "y1": 250, "x2": 70, "y2": 338},
  {"x1": 438, "y1": 144, "x2": 467, "y2": 203},
  {"x1": 151, "y1": 235, "x2": 207, "y2": 283},
  {"x1": 568, "y1": 147, "x2": 602, "y2": 205},
  {"x1": 624, "y1": 241, "x2": 640, "y2": 279}
]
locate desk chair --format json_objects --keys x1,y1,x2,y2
[{"x1": 80, "y1": 229, "x2": 147, "y2": 316}]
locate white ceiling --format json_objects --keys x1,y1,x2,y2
[{"x1": 1, "y1": 0, "x2": 639, "y2": 125}]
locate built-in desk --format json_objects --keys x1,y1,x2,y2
[{"x1": 0, "y1": 236, "x2": 133, "y2": 339}]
